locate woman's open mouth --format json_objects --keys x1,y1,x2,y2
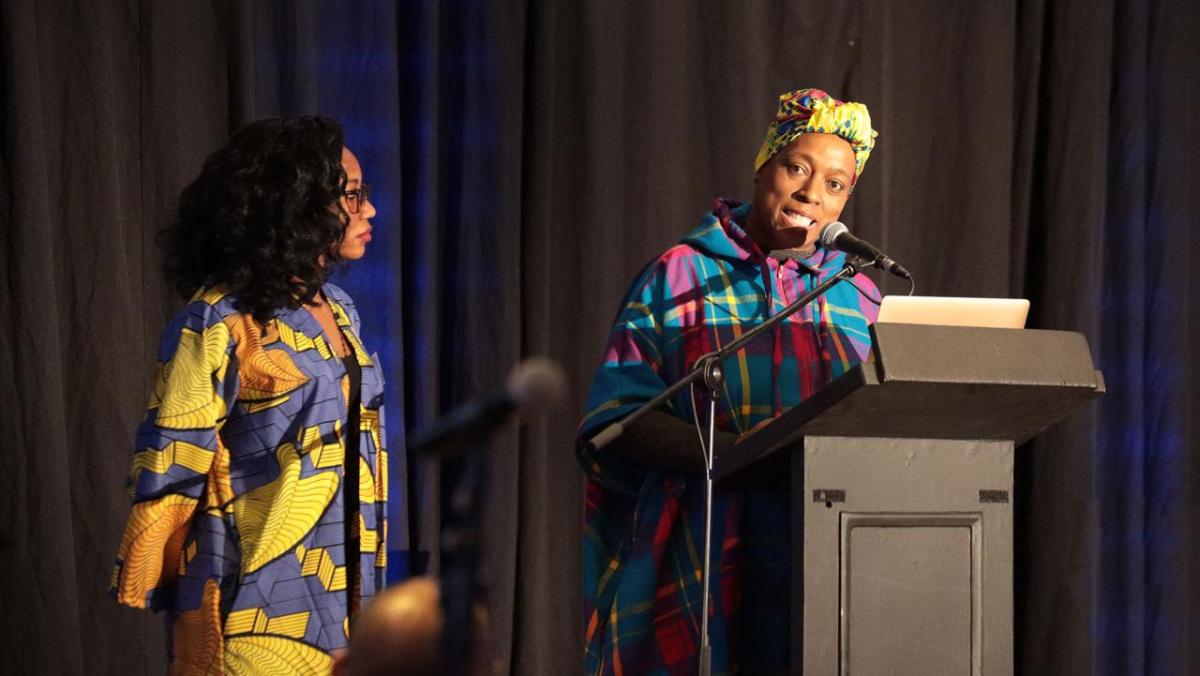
[{"x1": 782, "y1": 210, "x2": 814, "y2": 229}]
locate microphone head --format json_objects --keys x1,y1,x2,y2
[
  {"x1": 819, "y1": 221, "x2": 849, "y2": 249},
  {"x1": 504, "y1": 357, "x2": 567, "y2": 411}
]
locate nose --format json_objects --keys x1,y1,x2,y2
[
  {"x1": 793, "y1": 176, "x2": 819, "y2": 204},
  {"x1": 362, "y1": 197, "x2": 377, "y2": 220}
]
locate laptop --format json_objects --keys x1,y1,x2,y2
[{"x1": 876, "y1": 296, "x2": 1030, "y2": 329}]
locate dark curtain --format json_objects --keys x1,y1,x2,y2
[
  {"x1": 0, "y1": 2, "x2": 424, "y2": 672},
  {"x1": 2, "y1": 1, "x2": 1197, "y2": 674}
]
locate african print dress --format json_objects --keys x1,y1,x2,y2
[{"x1": 111, "y1": 282, "x2": 387, "y2": 674}]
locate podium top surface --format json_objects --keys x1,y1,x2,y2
[{"x1": 713, "y1": 324, "x2": 1104, "y2": 479}]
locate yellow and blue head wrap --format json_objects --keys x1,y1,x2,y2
[{"x1": 754, "y1": 88, "x2": 878, "y2": 183}]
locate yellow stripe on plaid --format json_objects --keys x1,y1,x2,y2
[{"x1": 706, "y1": 256, "x2": 755, "y2": 424}]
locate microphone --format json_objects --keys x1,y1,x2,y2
[
  {"x1": 819, "y1": 221, "x2": 912, "y2": 279},
  {"x1": 409, "y1": 357, "x2": 567, "y2": 457}
]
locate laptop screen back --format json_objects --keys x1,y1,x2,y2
[{"x1": 876, "y1": 296, "x2": 1030, "y2": 329}]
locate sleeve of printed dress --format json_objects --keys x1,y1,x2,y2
[
  {"x1": 576, "y1": 261, "x2": 677, "y2": 495},
  {"x1": 110, "y1": 298, "x2": 239, "y2": 609}
]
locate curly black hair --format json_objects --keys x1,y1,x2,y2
[{"x1": 162, "y1": 116, "x2": 350, "y2": 320}]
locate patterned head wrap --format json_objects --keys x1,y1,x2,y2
[{"x1": 754, "y1": 88, "x2": 878, "y2": 183}]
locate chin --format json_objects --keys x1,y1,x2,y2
[
  {"x1": 338, "y1": 246, "x2": 367, "y2": 261},
  {"x1": 771, "y1": 226, "x2": 815, "y2": 251}
]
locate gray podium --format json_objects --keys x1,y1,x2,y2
[{"x1": 713, "y1": 323, "x2": 1104, "y2": 675}]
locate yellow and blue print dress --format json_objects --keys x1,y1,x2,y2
[{"x1": 111, "y1": 282, "x2": 387, "y2": 674}]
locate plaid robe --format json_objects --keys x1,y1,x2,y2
[{"x1": 577, "y1": 200, "x2": 880, "y2": 675}]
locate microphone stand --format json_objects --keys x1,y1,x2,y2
[
  {"x1": 587, "y1": 260, "x2": 861, "y2": 676},
  {"x1": 438, "y1": 446, "x2": 485, "y2": 676}
]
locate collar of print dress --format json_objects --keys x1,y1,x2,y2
[{"x1": 269, "y1": 283, "x2": 373, "y2": 367}]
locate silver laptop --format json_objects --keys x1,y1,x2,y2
[{"x1": 877, "y1": 296, "x2": 1030, "y2": 329}]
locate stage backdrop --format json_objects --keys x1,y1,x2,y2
[{"x1": 2, "y1": 0, "x2": 1197, "y2": 674}]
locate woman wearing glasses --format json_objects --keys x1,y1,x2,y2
[{"x1": 110, "y1": 117, "x2": 388, "y2": 673}]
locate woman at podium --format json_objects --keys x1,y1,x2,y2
[{"x1": 577, "y1": 88, "x2": 881, "y2": 674}]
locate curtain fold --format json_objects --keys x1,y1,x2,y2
[{"x1": 2, "y1": 2, "x2": 165, "y2": 672}]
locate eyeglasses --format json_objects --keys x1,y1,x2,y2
[{"x1": 343, "y1": 184, "x2": 372, "y2": 214}]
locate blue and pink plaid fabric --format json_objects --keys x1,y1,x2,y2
[{"x1": 577, "y1": 200, "x2": 880, "y2": 674}]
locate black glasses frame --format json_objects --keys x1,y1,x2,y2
[{"x1": 343, "y1": 184, "x2": 372, "y2": 214}]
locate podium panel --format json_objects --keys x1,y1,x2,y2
[
  {"x1": 795, "y1": 436, "x2": 1013, "y2": 676},
  {"x1": 845, "y1": 519, "x2": 973, "y2": 674}
]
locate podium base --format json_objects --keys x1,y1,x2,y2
[{"x1": 794, "y1": 436, "x2": 1014, "y2": 676}]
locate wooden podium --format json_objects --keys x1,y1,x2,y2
[{"x1": 713, "y1": 323, "x2": 1104, "y2": 675}]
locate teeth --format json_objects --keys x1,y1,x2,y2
[{"x1": 785, "y1": 211, "x2": 813, "y2": 227}]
